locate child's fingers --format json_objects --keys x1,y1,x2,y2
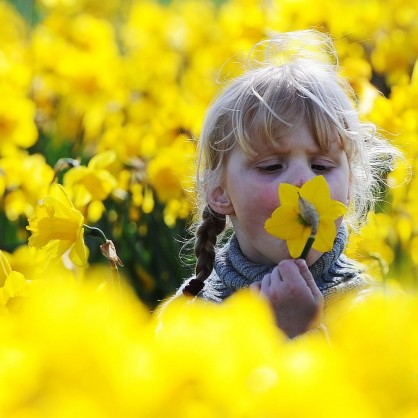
[
  {"x1": 276, "y1": 260, "x2": 302, "y2": 284},
  {"x1": 277, "y1": 259, "x2": 321, "y2": 299},
  {"x1": 294, "y1": 258, "x2": 323, "y2": 301},
  {"x1": 260, "y1": 270, "x2": 273, "y2": 294}
]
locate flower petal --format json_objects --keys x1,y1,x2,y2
[
  {"x1": 321, "y1": 201, "x2": 347, "y2": 219},
  {"x1": 300, "y1": 176, "x2": 331, "y2": 212},
  {"x1": 265, "y1": 205, "x2": 306, "y2": 239},
  {"x1": 279, "y1": 183, "x2": 299, "y2": 205},
  {"x1": 69, "y1": 231, "x2": 88, "y2": 267},
  {"x1": 287, "y1": 227, "x2": 311, "y2": 258},
  {"x1": 0, "y1": 250, "x2": 12, "y2": 286},
  {"x1": 50, "y1": 183, "x2": 76, "y2": 210},
  {"x1": 312, "y1": 221, "x2": 337, "y2": 252}
]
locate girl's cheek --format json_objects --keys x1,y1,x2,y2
[{"x1": 261, "y1": 187, "x2": 280, "y2": 210}]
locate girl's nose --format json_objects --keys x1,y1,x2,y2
[{"x1": 288, "y1": 165, "x2": 314, "y2": 188}]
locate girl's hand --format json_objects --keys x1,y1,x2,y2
[{"x1": 250, "y1": 259, "x2": 323, "y2": 338}]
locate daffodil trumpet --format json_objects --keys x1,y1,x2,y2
[
  {"x1": 26, "y1": 183, "x2": 88, "y2": 267},
  {"x1": 264, "y1": 176, "x2": 347, "y2": 260}
]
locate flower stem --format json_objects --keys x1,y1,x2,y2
[
  {"x1": 51, "y1": 158, "x2": 80, "y2": 185},
  {"x1": 299, "y1": 234, "x2": 316, "y2": 260},
  {"x1": 83, "y1": 224, "x2": 123, "y2": 298},
  {"x1": 83, "y1": 224, "x2": 107, "y2": 244}
]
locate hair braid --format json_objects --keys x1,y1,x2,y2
[{"x1": 182, "y1": 205, "x2": 226, "y2": 296}]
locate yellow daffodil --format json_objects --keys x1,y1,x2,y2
[
  {"x1": 0, "y1": 270, "x2": 30, "y2": 313},
  {"x1": 0, "y1": 152, "x2": 55, "y2": 221},
  {"x1": 0, "y1": 249, "x2": 30, "y2": 313},
  {"x1": 265, "y1": 176, "x2": 347, "y2": 258},
  {"x1": 0, "y1": 91, "x2": 38, "y2": 153},
  {"x1": 147, "y1": 136, "x2": 195, "y2": 203},
  {"x1": 26, "y1": 184, "x2": 87, "y2": 267},
  {"x1": 345, "y1": 212, "x2": 395, "y2": 280},
  {"x1": 63, "y1": 150, "x2": 118, "y2": 221}
]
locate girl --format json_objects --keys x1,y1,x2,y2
[{"x1": 175, "y1": 30, "x2": 399, "y2": 338}]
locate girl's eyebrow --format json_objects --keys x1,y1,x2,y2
[
  {"x1": 271, "y1": 145, "x2": 324, "y2": 154},
  {"x1": 268, "y1": 146, "x2": 342, "y2": 158}
]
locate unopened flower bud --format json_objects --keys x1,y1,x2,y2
[
  {"x1": 100, "y1": 240, "x2": 124, "y2": 267},
  {"x1": 298, "y1": 194, "x2": 319, "y2": 235}
]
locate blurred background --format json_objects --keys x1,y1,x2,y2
[{"x1": 1, "y1": 0, "x2": 418, "y2": 308}]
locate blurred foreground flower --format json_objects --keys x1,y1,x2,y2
[
  {"x1": 0, "y1": 277, "x2": 417, "y2": 417},
  {"x1": 0, "y1": 250, "x2": 30, "y2": 313},
  {"x1": 265, "y1": 176, "x2": 347, "y2": 258},
  {"x1": 26, "y1": 183, "x2": 87, "y2": 267}
]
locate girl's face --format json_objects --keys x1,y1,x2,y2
[{"x1": 209, "y1": 123, "x2": 351, "y2": 266}]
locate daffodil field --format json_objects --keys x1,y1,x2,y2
[{"x1": 1, "y1": 0, "x2": 418, "y2": 416}]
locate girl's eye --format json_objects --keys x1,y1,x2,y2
[
  {"x1": 260, "y1": 164, "x2": 283, "y2": 172},
  {"x1": 311, "y1": 163, "x2": 329, "y2": 172}
]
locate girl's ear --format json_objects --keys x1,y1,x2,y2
[
  {"x1": 346, "y1": 189, "x2": 351, "y2": 206},
  {"x1": 208, "y1": 186, "x2": 235, "y2": 215}
]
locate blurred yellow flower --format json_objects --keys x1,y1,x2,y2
[
  {"x1": 0, "y1": 250, "x2": 30, "y2": 313},
  {"x1": 0, "y1": 277, "x2": 151, "y2": 417},
  {"x1": 0, "y1": 152, "x2": 55, "y2": 220},
  {"x1": 147, "y1": 136, "x2": 195, "y2": 204},
  {"x1": 329, "y1": 288, "x2": 418, "y2": 418},
  {"x1": 26, "y1": 184, "x2": 87, "y2": 267},
  {"x1": 0, "y1": 90, "x2": 38, "y2": 153},
  {"x1": 0, "y1": 269, "x2": 417, "y2": 416},
  {"x1": 64, "y1": 150, "x2": 118, "y2": 221},
  {"x1": 146, "y1": 136, "x2": 195, "y2": 226},
  {"x1": 345, "y1": 212, "x2": 395, "y2": 280},
  {"x1": 265, "y1": 176, "x2": 347, "y2": 258},
  {"x1": 0, "y1": 249, "x2": 12, "y2": 285},
  {"x1": 38, "y1": 0, "x2": 124, "y2": 17},
  {"x1": 0, "y1": 271, "x2": 30, "y2": 313},
  {"x1": 0, "y1": 170, "x2": 4, "y2": 197}
]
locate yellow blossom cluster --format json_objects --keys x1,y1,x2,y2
[
  {"x1": 1, "y1": 0, "x2": 418, "y2": 297},
  {"x1": 0, "y1": 276, "x2": 416, "y2": 417},
  {"x1": 0, "y1": 1, "x2": 417, "y2": 413},
  {"x1": 346, "y1": 62, "x2": 418, "y2": 285}
]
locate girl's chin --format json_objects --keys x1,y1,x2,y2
[{"x1": 274, "y1": 248, "x2": 322, "y2": 266}]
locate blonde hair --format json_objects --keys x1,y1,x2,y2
[{"x1": 183, "y1": 30, "x2": 400, "y2": 296}]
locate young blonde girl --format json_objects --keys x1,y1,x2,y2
[{"x1": 175, "y1": 30, "x2": 399, "y2": 338}]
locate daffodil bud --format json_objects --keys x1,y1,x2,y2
[
  {"x1": 100, "y1": 240, "x2": 124, "y2": 267},
  {"x1": 298, "y1": 194, "x2": 319, "y2": 235}
]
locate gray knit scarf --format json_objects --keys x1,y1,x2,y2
[{"x1": 193, "y1": 224, "x2": 369, "y2": 305}]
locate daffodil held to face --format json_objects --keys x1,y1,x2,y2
[{"x1": 265, "y1": 176, "x2": 347, "y2": 259}]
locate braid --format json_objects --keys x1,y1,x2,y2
[{"x1": 182, "y1": 205, "x2": 226, "y2": 296}]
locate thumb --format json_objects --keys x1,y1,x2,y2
[{"x1": 295, "y1": 259, "x2": 322, "y2": 300}]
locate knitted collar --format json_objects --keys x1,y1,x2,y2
[{"x1": 212, "y1": 223, "x2": 361, "y2": 294}]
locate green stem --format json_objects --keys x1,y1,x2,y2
[
  {"x1": 83, "y1": 224, "x2": 107, "y2": 244},
  {"x1": 51, "y1": 158, "x2": 80, "y2": 185},
  {"x1": 299, "y1": 234, "x2": 316, "y2": 260}
]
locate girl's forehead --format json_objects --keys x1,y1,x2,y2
[{"x1": 243, "y1": 121, "x2": 344, "y2": 156}]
